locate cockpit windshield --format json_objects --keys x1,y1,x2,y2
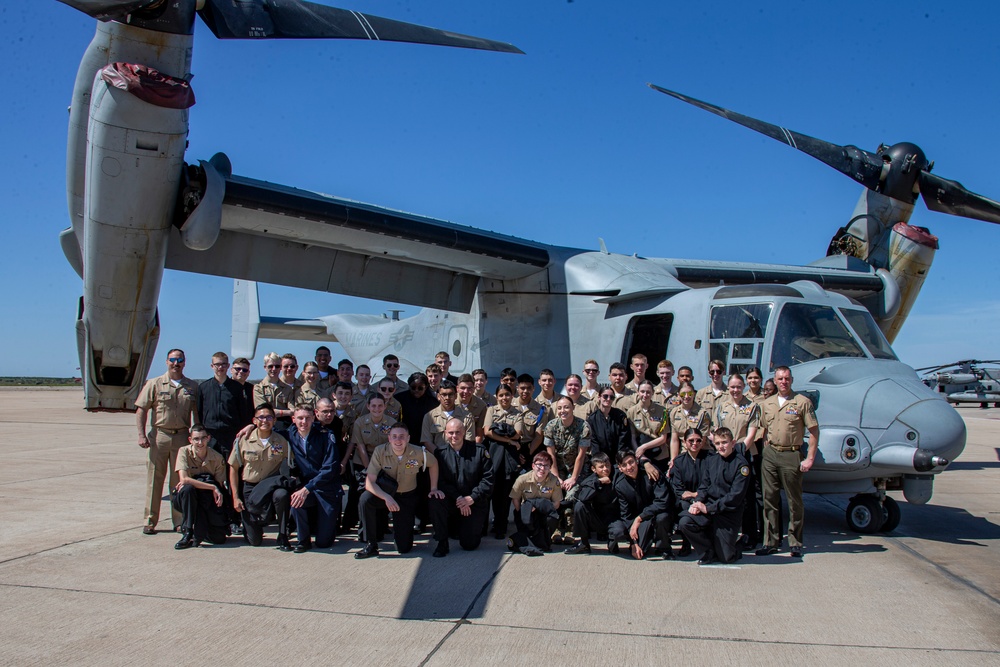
[
  {"x1": 840, "y1": 309, "x2": 898, "y2": 360},
  {"x1": 770, "y1": 303, "x2": 866, "y2": 369}
]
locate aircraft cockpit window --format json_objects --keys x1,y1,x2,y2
[
  {"x1": 840, "y1": 309, "x2": 897, "y2": 360},
  {"x1": 710, "y1": 304, "x2": 772, "y2": 339},
  {"x1": 770, "y1": 303, "x2": 866, "y2": 369}
]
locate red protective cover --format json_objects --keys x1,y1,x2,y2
[{"x1": 100, "y1": 62, "x2": 195, "y2": 110}]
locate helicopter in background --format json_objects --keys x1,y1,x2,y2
[{"x1": 919, "y1": 360, "x2": 1000, "y2": 407}]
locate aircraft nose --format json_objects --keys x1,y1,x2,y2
[{"x1": 896, "y1": 399, "x2": 966, "y2": 464}]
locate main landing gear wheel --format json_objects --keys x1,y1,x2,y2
[
  {"x1": 846, "y1": 495, "x2": 884, "y2": 533},
  {"x1": 880, "y1": 496, "x2": 901, "y2": 533}
]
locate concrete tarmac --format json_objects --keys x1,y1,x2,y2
[{"x1": 1, "y1": 387, "x2": 998, "y2": 665}]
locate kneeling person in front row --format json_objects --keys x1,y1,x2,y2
[
  {"x1": 508, "y1": 451, "x2": 563, "y2": 555},
  {"x1": 433, "y1": 418, "x2": 494, "y2": 557},
  {"x1": 287, "y1": 406, "x2": 342, "y2": 553},
  {"x1": 355, "y1": 423, "x2": 446, "y2": 559},
  {"x1": 611, "y1": 450, "x2": 674, "y2": 560},
  {"x1": 565, "y1": 452, "x2": 619, "y2": 554},
  {"x1": 679, "y1": 427, "x2": 751, "y2": 564},
  {"x1": 229, "y1": 404, "x2": 294, "y2": 551},
  {"x1": 173, "y1": 424, "x2": 229, "y2": 549}
]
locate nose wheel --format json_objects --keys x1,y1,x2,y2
[{"x1": 846, "y1": 494, "x2": 885, "y2": 533}]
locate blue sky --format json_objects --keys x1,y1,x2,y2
[{"x1": 3, "y1": 1, "x2": 999, "y2": 378}]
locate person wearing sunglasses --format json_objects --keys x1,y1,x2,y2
[
  {"x1": 382, "y1": 354, "x2": 409, "y2": 394},
  {"x1": 668, "y1": 383, "x2": 713, "y2": 462},
  {"x1": 135, "y1": 348, "x2": 199, "y2": 535},
  {"x1": 586, "y1": 388, "x2": 631, "y2": 464},
  {"x1": 695, "y1": 359, "x2": 728, "y2": 414},
  {"x1": 669, "y1": 427, "x2": 711, "y2": 558},
  {"x1": 580, "y1": 360, "x2": 601, "y2": 400},
  {"x1": 253, "y1": 352, "x2": 294, "y2": 426}
]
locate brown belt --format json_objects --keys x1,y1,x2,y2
[
  {"x1": 156, "y1": 427, "x2": 187, "y2": 435},
  {"x1": 768, "y1": 443, "x2": 800, "y2": 453}
]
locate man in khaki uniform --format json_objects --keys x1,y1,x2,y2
[
  {"x1": 173, "y1": 424, "x2": 228, "y2": 549},
  {"x1": 608, "y1": 362, "x2": 636, "y2": 410},
  {"x1": 229, "y1": 404, "x2": 293, "y2": 550},
  {"x1": 757, "y1": 366, "x2": 818, "y2": 558},
  {"x1": 420, "y1": 381, "x2": 475, "y2": 452},
  {"x1": 512, "y1": 374, "x2": 553, "y2": 462},
  {"x1": 253, "y1": 352, "x2": 294, "y2": 422},
  {"x1": 355, "y1": 423, "x2": 445, "y2": 559},
  {"x1": 136, "y1": 349, "x2": 199, "y2": 534},
  {"x1": 456, "y1": 374, "x2": 487, "y2": 442},
  {"x1": 382, "y1": 354, "x2": 409, "y2": 394}
]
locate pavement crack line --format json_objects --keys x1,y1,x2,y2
[
  {"x1": 1, "y1": 580, "x2": 995, "y2": 657},
  {"x1": 417, "y1": 552, "x2": 515, "y2": 667},
  {"x1": 0, "y1": 525, "x2": 140, "y2": 567},
  {"x1": 816, "y1": 495, "x2": 1000, "y2": 609}
]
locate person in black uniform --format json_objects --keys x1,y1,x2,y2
[
  {"x1": 287, "y1": 406, "x2": 341, "y2": 553},
  {"x1": 611, "y1": 449, "x2": 674, "y2": 560},
  {"x1": 669, "y1": 427, "x2": 711, "y2": 557},
  {"x1": 678, "y1": 427, "x2": 751, "y2": 564},
  {"x1": 587, "y1": 389, "x2": 631, "y2": 462},
  {"x1": 198, "y1": 352, "x2": 252, "y2": 535},
  {"x1": 565, "y1": 452, "x2": 619, "y2": 554},
  {"x1": 395, "y1": 373, "x2": 438, "y2": 444},
  {"x1": 433, "y1": 418, "x2": 495, "y2": 556}
]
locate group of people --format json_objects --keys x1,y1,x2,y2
[{"x1": 135, "y1": 347, "x2": 817, "y2": 563}]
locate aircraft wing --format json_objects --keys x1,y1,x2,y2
[{"x1": 165, "y1": 174, "x2": 553, "y2": 312}]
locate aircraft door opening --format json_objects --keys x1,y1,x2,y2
[{"x1": 623, "y1": 314, "x2": 673, "y2": 367}]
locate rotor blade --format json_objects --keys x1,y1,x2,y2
[
  {"x1": 56, "y1": 0, "x2": 157, "y2": 20},
  {"x1": 918, "y1": 170, "x2": 1000, "y2": 225},
  {"x1": 648, "y1": 84, "x2": 885, "y2": 190},
  {"x1": 198, "y1": 0, "x2": 523, "y2": 53}
]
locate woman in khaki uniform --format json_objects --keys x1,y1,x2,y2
[
  {"x1": 484, "y1": 385, "x2": 524, "y2": 538},
  {"x1": 629, "y1": 382, "x2": 670, "y2": 471},
  {"x1": 669, "y1": 383, "x2": 713, "y2": 461}
]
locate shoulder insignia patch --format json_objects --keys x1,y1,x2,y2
[{"x1": 740, "y1": 465, "x2": 750, "y2": 477}]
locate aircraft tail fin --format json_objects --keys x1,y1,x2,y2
[{"x1": 231, "y1": 280, "x2": 261, "y2": 360}]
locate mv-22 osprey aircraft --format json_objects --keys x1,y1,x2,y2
[{"x1": 58, "y1": 1, "x2": 1000, "y2": 532}]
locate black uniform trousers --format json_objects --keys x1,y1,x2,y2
[
  {"x1": 572, "y1": 501, "x2": 615, "y2": 544},
  {"x1": 488, "y1": 441, "x2": 518, "y2": 535},
  {"x1": 741, "y1": 448, "x2": 764, "y2": 544},
  {"x1": 241, "y1": 481, "x2": 290, "y2": 547},
  {"x1": 441, "y1": 499, "x2": 489, "y2": 551},
  {"x1": 341, "y1": 462, "x2": 363, "y2": 532},
  {"x1": 510, "y1": 499, "x2": 559, "y2": 551},
  {"x1": 172, "y1": 484, "x2": 228, "y2": 544},
  {"x1": 358, "y1": 489, "x2": 418, "y2": 554},
  {"x1": 679, "y1": 508, "x2": 743, "y2": 563},
  {"x1": 610, "y1": 511, "x2": 673, "y2": 552}
]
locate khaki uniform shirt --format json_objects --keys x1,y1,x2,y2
[
  {"x1": 745, "y1": 389, "x2": 767, "y2": 405},
  {"x1": 176, "y1": 445, "x2": 227, "y2": 485},
  {"x1": 512, "y1": 397, "x2": 553, "y2": 446},
  {"x1": 571, "y1": 394, "x2": 597, "y2": 420},
  {"x1": 535, "y1": 392, "x2": 558, "y2": 411},
  {"x1": 626, "y1": 402, "x2": 669, "y2": 442},
  {"x1": 335, "y1": 404, "x2": 360, "y2": 443},
  {"x1": 351, "y1": 415, "x2": 397, "y2": 461},
  {"x1": 350, "y1": 387, "x2": 374, "y2": 413},
  {"x1": 388, "y1": 377, "x2": 409, "y2": 394},
  {"x1": 510, "y1": 470, "x2": 563, "y2": 504},
  {"x1": 761, "y1": 393, "x2": 818, "y2": 449},
  {"x1": 367, "y1": 443, "x2": 437, "y2": 494},
  {"x1": 294, "y1": 384, "x2": 322, "y2": 411},
  {"x1": 653, "y1": 382, "x2": 681, "y2": 409},
  {"x1": 715, "y1": 395, "x2": 761, "y2": 442},
  {"x1": 462, "y1": 395, "x2": 488, "y2": 432},
  {"x1": 421, "y1": 405, "x2": 475, "y2": 450},
  {"x1": 253, "y1": 376, "x2": 294, "y2": 413},
  {"x1": 484, "y1": 404, "x2": 524, "y2": 437},
  {"x1": 136, "y1": 373, "x2": 198, "y2": 431},
  {"x1": 612, "y1": 387, "x2": 637, "y2": 411},
  {"x1": 229, "y1": 431, "x2": 290, "y2": 484},
  {"x1": 695, "y1": 385, "x2": 726, "y2": 414},
  {"x1": 475, "y1": 391, "x2": 496, "y2": 408},
  {"x1": 669, "y1": 404, "x2": 712, "y2": 440}
]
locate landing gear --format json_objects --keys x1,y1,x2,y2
[
  {"x1": 880, "y1": 496, "x2": 901, "y2": 533},
  {"x1": 846, "y1": 495, "x2": 884, "y2": 533},
  {"x1": 846, "y1": 494, "x2": 902, "y2": 533}
]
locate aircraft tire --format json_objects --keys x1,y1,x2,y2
[
  {"x1": 846, "y1": 495, "x2": 884, "y2": 533},
  {"x1": 880, "y1": 497, "x2": 901, "y2": 533}
]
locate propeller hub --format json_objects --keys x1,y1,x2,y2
[{"x1": 877, "y1": 142, "x2": 928, "y2": 203}]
